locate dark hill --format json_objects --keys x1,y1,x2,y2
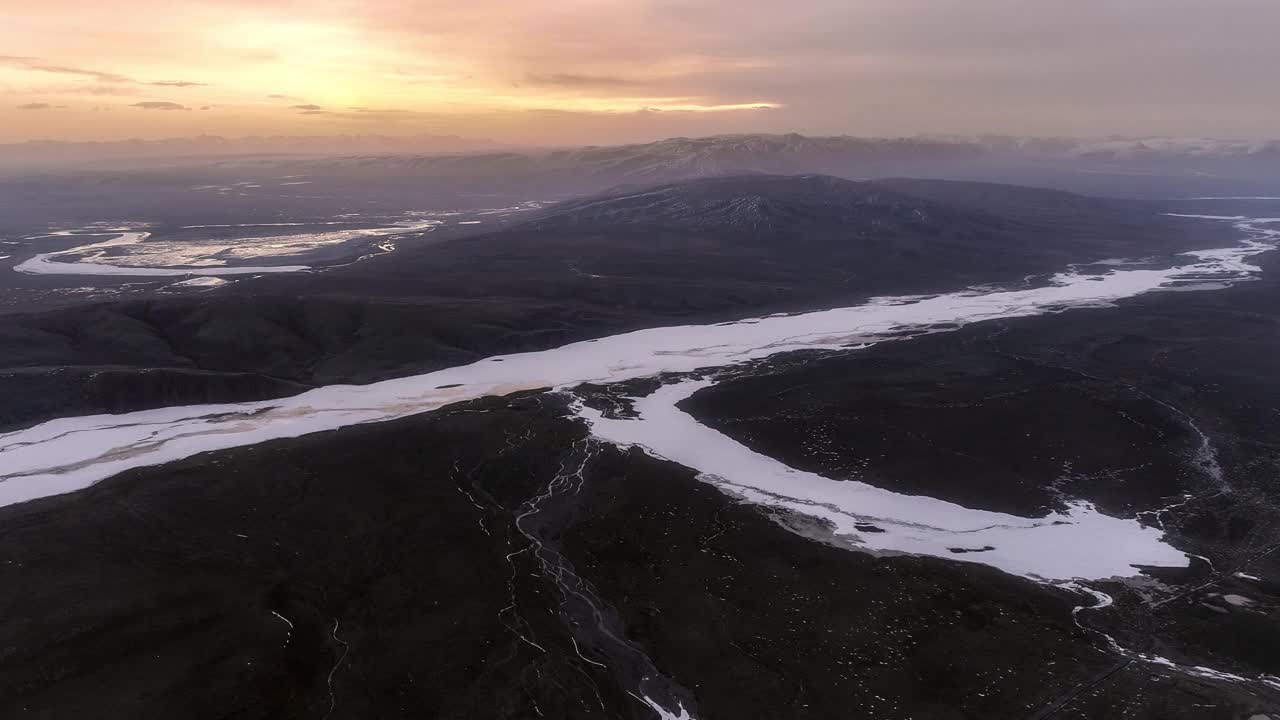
[
  {"x1": 521, "y1": 174, "x2": 997, "y2": 235},
  {"x1": 0, "y1": 175, "x2": 1235, "y2": 429}
]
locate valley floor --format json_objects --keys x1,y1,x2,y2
[{"x1": 1, "y1": 220, "x2": 1278, "y2": 718}]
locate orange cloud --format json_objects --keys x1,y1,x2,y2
[
  {"x1": 132, "y1": 101, "x2": 188, "y2": 110},
  {"x1": 2, "y1": 0, "x2": 1277, "y2": 143}
]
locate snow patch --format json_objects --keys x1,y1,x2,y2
[{"x1": 581, "y1": 379, "x2": 1185, "y2": 581}]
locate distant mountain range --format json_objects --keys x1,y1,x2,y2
[
  {"x1": 0, "y1": 134, "x2": 511, "y2": 167},
  {"x1": 6, "y1": 131, "x2": 1276, "y2": 167},
  {"x1": 196, "y1": 132, "x2": 1280, "y2": 199},
  {"x1": 3, "y1": 133, "x2": 1277, "y2": 231},
  {"x1": 926, "y1": 134, "x2": 1280, "y2": 160}
]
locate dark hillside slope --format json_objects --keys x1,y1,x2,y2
[
  {"x1": 0, "y1": 175, "x2": 1234, "y2": 429},
  {"x1": 320, "y1": 175, "x2": 1212, "y2": 302},
  {"x1": 523, "y1": 175, "x2": 997, "y2": 233}
]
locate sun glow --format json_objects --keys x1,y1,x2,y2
[{"x1": 0, "y1": 1, "x2": 789, "y2": 143}]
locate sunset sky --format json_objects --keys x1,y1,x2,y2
[{"x1": 2, "y1": 0, "x2": 1277, "y2": 145}]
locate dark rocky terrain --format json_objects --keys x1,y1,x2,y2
[
  {"x1": 0, "y1": 175, "x2": 1277, "y2": 719},
  {"x1": 679, "y1": 249, "x2": 1280, "y2": 713},
  {"x1": 3, "y1": 265, "x2": 1280, "y2": 717},
  {"x1": 0, "y1": 176, "x2": 1233, "y2": 431},
  {"x1": 0, "y1": 392, "x2": 1105, "y2": 720}
]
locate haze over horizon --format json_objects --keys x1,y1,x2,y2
[{"x1": 3, "y1": 0, "x2": 1278, "y2": 146}]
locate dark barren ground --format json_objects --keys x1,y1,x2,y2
[
  {"x1": 680, "y1": 249, "x2": 1280, "y2": 715},
  {"x1": 1, "y1": 277, "x2": 1279, "y2": 718},
  {"x1": 0, "y1": 176, "x2": 1234, "y2": 431},
  {"x1": 0, "y1": 180, "x2": 1278, "y2": 718},
  {"x1": 3, "y1": 385, "x2": 1273, "y2": 719}
]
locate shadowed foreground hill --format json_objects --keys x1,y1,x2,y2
[{"x1": 0, "y1": 175, "x2": 1232, "y2": 429}]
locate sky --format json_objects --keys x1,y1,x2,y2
[{"x1": 1, "y1": 0, "x2": 1278, "y2": 146}]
